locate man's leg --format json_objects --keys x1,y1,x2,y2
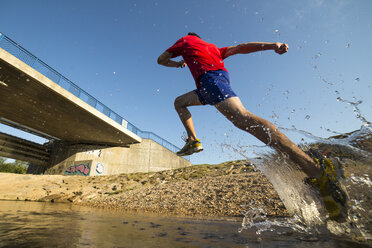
[
  {"x1": 215, "y1": 97, "x2": 321, "y2": 178},
  {"x1": 174, "y1": 91, "x2": 203, "y2": 141}
]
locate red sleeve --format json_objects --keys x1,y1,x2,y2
[
  {"x1": 219, "y1": 47, "x2": 228, "y2": 60},
  {"x1": 165, "y1": 38, "x2": 184, "y2": 58}
]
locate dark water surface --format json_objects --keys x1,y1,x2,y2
[{"x1": 0, "y1": 201, "x2": 368, "y2": 248}]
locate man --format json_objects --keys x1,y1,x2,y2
[{"x1": 158, "y1": 33, "x2": 347, "y2": 219}]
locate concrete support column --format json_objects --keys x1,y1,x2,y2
[{"x1": 44, "y1": 139, "x2": 191, "y2": 176}]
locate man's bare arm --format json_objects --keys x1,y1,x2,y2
[
  {"x1": 224, "y1": 42, "x2": 289, "y2": 58},
  {"x1": 157, "y1": 51, "x2": 186, "y2": 68}
]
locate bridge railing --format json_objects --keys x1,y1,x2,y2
[{"x1": 0, "y1": 33, "x2": 183, "y2": 155}]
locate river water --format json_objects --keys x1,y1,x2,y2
[{"x1": 0, "y1": 200, "x2": 369, "y2": 248}]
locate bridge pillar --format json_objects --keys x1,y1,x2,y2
[{"x1": 44, "y1": 139, "x2": 191, "y2": 176}]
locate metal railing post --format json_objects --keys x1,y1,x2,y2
[
  {"x1": 56, "y1": 74, "x2": 61, "y2": 84},
  {"x1": 32, "y1": 57, "x2": 38, "y2": 68}
]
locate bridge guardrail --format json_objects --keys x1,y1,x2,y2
[{"x1": 0, "y1": 33, "x2": 184, "y2": 155}]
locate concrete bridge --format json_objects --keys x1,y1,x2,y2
[{"x1": 0, "y1": 33, "x2": 190, "y2": 175}]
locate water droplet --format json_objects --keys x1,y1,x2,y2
[
  {"x1": 355, "y1": 78, "x2": 360, "y2": 82},
  {"x1": 346, "y1": 43, "x2": 351, "y2": 48},
  {"x1": 156, "y1": 89, "x2": 160, "y2": 92},
  {"x1": 274, "y1": 29, "x2": 279, "y2": 33},
  {"x1": 305, "y1": 115, "x2": 310, "y2": 120},
  {"x1": 313, "y1": 52, "x2": 322, "y2": 59},
  {"x1": 113, "y1": 72, "x2": 116, "y2": 75},
  {"x1": 185, "y1": 10, "x2": 189, "y2": 14}
]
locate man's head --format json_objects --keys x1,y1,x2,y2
[{"x1": 187, "y1": 32, "x2": 201, "y2": 39}]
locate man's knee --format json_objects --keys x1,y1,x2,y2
[
  {"x1": 230, "y1": 109, "x2": 250, "y2": 123},
  {"x1": 174, "y1": 96, "x2": 185, "y2": 110}
]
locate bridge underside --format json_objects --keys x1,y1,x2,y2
[
  {"x1": 0, "y1": 47, "x2": 191, "y2": 174},
  {"x1": 0, "y1": 131, "x2": 50, "y2": 166},
  {"x1": 0, "y1": 48, "x2": 140, "y2": 146}
]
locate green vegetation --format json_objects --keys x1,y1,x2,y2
[{"x1": 0, "y1": 157, "x2": 28, "y2": 174}]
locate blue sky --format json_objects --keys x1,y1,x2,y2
[{"x1": 1, "y1": 0, "x2": 371, "y2": 164}]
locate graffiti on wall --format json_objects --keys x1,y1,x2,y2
[
  {"x1": 64, "y1": 161, "x2": 91, "y2": 176},
  {"x1": 96, "y1": 162, "x2": 104, "y2": 175}
]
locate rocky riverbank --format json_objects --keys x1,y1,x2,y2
[
  {"x1": 0, "y1": 153, "x2": 370, "y2": 219},
  {"x1": 0, "y1": 160, "x2": 289, "y2": 217}
]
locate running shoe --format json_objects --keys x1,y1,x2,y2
[
  {"x1": 306, "y1": 152, "x2": 348, "y2": 220},
  {"x1": 176, "y1": 138, "x2": 204, "y2": 156}
]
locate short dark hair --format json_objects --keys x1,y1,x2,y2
[{"x1": 188, "y1": 32, "x2": 201, "y2": 39}]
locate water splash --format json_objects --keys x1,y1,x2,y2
[
  {"x1": 326, "y1": 172, "x2": 372, "y2": 240},
  {"x1": 222, "y1": 124, "x2": 371, "y2": 240},
  {"x1": 238, "y1": 200, "x2": 312, "y2": 235},
  {"x1": 223, "y1": 142, "x2": 326, "y2": 227},
  {"x1": 279, "y1": 124, "x2": 371, "y2": 154},
  {"x1": 346, "y1": 174, "x2": 371, "y2": 187},
  {"x1": 250, "y1": 155, "x2": 326, "y2": 226},
  {"x1": 336, "y1": 96, "x2": 369, "y2": 125}
]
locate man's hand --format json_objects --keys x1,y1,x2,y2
[
  {"x1": 223, "y1": 42, "x2": 289, "y2": 58},
  {"x1": 274, "y1": 42, "x2": 289, "y2": 55}
]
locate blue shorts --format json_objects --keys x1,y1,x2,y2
[{"x1": 194, "y1": 70, "x2": 237, "y2": 105}]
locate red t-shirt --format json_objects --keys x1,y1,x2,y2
[{"x1": 165, "y1": 35, "x2": 228, "y2": 89}]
